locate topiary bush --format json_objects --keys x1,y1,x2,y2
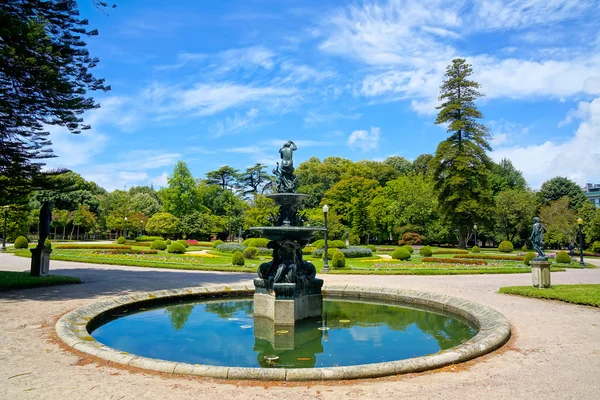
[
  {"x1": 471, "y1": 245, "x2": 480, "y2": 253},
  {"x1": 13, "y1": 236, "x2": 28, "y2": 249},
  {"x1": 523, "y1": 252, "x2": 536, "y2": 266},
  {"x1": 150, "y1": 239, "x2": 167, "y2": 250},
  {"x1": 243, "y1": 246, "x2": 259, "y2": 259},
  {"x1": 302, "y1": 246, "x2": 316, "y2": 255},
  {"x1": 498, "y1": 240, "x2": 514, "y2": 253},
  {"x1": 367, "y1": 244, "x2": 377, "y2": 252},
  {"x1": 232, "y1": 251, "x2": 245, "y2": 266},
  {"x1": 419, "y1": 246, "x2": 433, "y2": 257},
  {"x1": 177, "y1": 239, "x2": 189, "y2": 248},
  {"x1": 398, "y1": 232, "x2": 424, "y2": 245},
  {"x1": 136, "y1": 235, "x2": 163, "y2": 242},
  {"x1": 257, "y1": 247, "x2": 273, "y2": 255},
  {"x1": 117, "y1": 236, "x2": 126, "y2": 244},
  {"x1": 212, "y1": 240, "x2": 224, "y2": 248},
  {"x1": 555, "y1": 251, "x2": 571, "y2": 264},
  {"x1": 166, "y1": 239, "x2": 172, "y2": 245},
  {"x1": 242, "y1": 238, "x2": 270, "y2": 248},
  {"x1": 311, "y1": 239, "x2": 347, "y2": 249},
  {"x1": 521, "y1": 245, "x2": 528, "y2": 252},
  {"x1": 44, "y1": 238, "x2": 52, "y2": 251},
  {"x1": 332, "y1": 250, "x2": 346, "y2": 269},
  {"x1": 391, "y1": 247, "x2": 411, "y2": 260},
  {"x1": 402, "y1": 245, "x2": 414, "y2": 254},
  {"x1": 167, "y1": 242, "x2": 186, "y2": 254}
]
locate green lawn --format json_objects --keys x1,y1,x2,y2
[
  {"x1": 499, "y1": 284, "x2": 600, "y2": 307},
  {"x1": 0, "y1": 271, "x2": 80, "y2": 291}
]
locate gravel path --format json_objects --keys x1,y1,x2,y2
[{"x1": 1, "y1": 253, "x2": 599, "y2": 400}]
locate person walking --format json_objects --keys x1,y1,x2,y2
[{"x1": 568, "y1": 242, "x2": 575, "y2": 257}]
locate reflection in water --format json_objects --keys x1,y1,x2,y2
[{"x1": 91, "y1": 298, "x2": 477, "y2": 368}]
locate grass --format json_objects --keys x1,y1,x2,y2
[
  {"x1": 0, "y1": 270, "x2": 80, "y2": 291},
  {"x1": 328, "y1": 267, "x2": 566, "y2": 275},
  {"x1": 499, "y1": 284, "x2": 600, "y2": 307}
]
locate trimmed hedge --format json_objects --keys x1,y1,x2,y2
[
  {"x1": 167, "y1": 242, "x2": 186, "y2": 254},
  {"x1": 521, "y1": 245, "x2": 528, "y2": 252},
  {"x1": 302, "y1": 246, "x2": 316, "y2": 255},
  {"x1": 150, "y1": 240, "x2": 167, "y2": 250},
  {"x1": 136, "y1": 236, "x2": 163, "y2": 242},
  {"x1": 402, "y1": 245, "x2": 414, "y2": 254},
  {"x1": 432, "y1": 249, "x2": 469, "y2": 255},
  {"x1": 216, "y1": 243, "x2": 246, "y2": 253},
  {"x1": 313, "y1": 246, "x2": 372, "y2": 258},
  {"x1": 243, "y1": 246, "x2": 259, "y2": 259},
  {"x1": 177, "y1": 239, "x2": 189, "y2": 248},
  {"x1": 44, "y1": 239, "x2": 52, "y2": 251},
  {"x1": 523, "y1": 252, "x2": 536, "y2": 266},
  {"x1": 498, "y1": 241, "x2": 514, "y2": 253},
  {"x1": 54, "y1": 244, "x2": 131, "y2": 250},
  {"x1": 242, "y1": 238, "x2": 271, "y2": 248},
  {"x1": 422, "y1": 257, "x2": 488, "y2": 265},
  {"x1": 391, "y1": 248, "x2": 411, "y2": 260},
  {"x1": 454, "y1": 254, "x2": 524, "y2": 261},
  {"x1": 166, "y1": 239, "x2": 172, "y2": 245},
  {"x1": 212, "y1": 240, "x2": 224, "y2": 248},
  {"x1": 367, "y1": 244, "x2": 377, "y2": 252},
  {"x1": 14, "y1": 236, "x2": 29, "y2": 249},
  {"x1": 376, "y1": 247, "x2": 396, "y2": 252},
  {"x1": 419, "y1": 246, "x2": 433, "y2": 257},
  {"x1": 332, "y1": 250, "x2": 346, "y2": 269},
  {"x1": 555, "y1": 251, "x2": 571, "y2": 264},
  {"x1": 471, "y1": 246, "x2": 480, "y2": 253},
  {"x1": 117, "y1": 236, "x2": 126, "y2": 244},
  {"x1": 232, "y1": 251, "x2": 245, "y2": 266},
  {"x1": 91, "y1": 249, "x2": 159, "y2": 255},
  {"x1": 311, "y1": 239, "x2": 347, "y2": 249}
]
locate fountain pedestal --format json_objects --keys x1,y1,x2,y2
[{"x1": 253, "y1": 279, "x2": 323, "y2": 326}]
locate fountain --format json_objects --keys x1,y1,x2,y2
[{"x1": 250, "y1": 140, "x2": 326, "y2": 326}]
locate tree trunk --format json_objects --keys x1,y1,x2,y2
[
  {"x1": 458, "y1": 229, "x2": 467, "y2": 249},
  {"x1": 53, "y1": 226, "x2": 57, "y2": 239},
  {"x1": 77, "y1": 225, "x2": 80, "y2": 240},
  {"x1": 69, "y1": 225, "x2": 75, "y2": 240}
]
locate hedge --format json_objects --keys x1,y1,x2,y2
[
  {"x1": 419, "y1": 246, "x2": 433, "y2": 257},
  {"x1": 311, "y1": 239, "x2": 347, "y2": 249},
  {"x1": 91, "y1": 249, "x2": 159, "y2": 255},
  {"x1": 243, "y1": 246, "x2": 259, "y2": 259},
  {"x1": 523, "y1": 252, "x2": 537, "y2": 266},
  {"x1": 391, "y1": 248, "x2": 411, "y2": 260},
  {"x1": 471, "y1": 246, "x2": 480, "y2": 253},
  {"x1": 332, "y1": 250, "x2": 346, "y2": 269},
  {"x1": 212, "y1": 240, "x2": 225, "y2": 248},
  {"x1": 454, "y1": 254, "x2": 524, "y2": 261},
  {"x1": 216, "y1": 243, "x2": 246, "y2": 253},
  {"x1": 402, "y1": 245, "x2": 414, "y2": 254},
  {"x1": 54, "y1": 244, "x2": 132, "y2": 250},
  {"x1": 117, "y1": 236, "x2": 126, "y2": 244},
  {"x1": 498, "y1": 241, "x2": 514, "y2": 253},
  {"x1": 177, "y1": 239, "x2": 190, "y2": 248},
  {"x1": 136, "y1": 236, "x2": 163, "y2": 242},
  {"x1": 555, "y1": 251, "x2": 571, "y2": 264},
  {"x1": 242, "y1": 238, "x2": 271, "y2": 248},
  {"x1": 232, "y1": 251, "x2": 245, "y2": 266},
  {"x1": 167, "y1": 242, "x2": 186, "y2": 254},
  {"x1": 150, "y1": 240, "x2": 167, "y2": 250},
  {"x1": 422, "y1": 257, "x2": 488, "y2": 265},
  {"x1": 313, "y1": 246, "x2": 372, "y2": 258},
  {"x1": 432, "y1": 249, "x2": 469, "y2": 255}
]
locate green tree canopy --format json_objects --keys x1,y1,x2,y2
[
  {"x1": 205, "y1": 166, "x2": 239, "y2": 190},
  {"x1": 238, "y1": 163, "x2": 273, "y2": 201},
  {"x1": 540, "y1": 197, "x2": 578, "y2": 246},
  {"x1": 146, "y1": 212, "x2": 180, "y2": 237},
  {"x1": 160, "y1": 161, "x2": 202, "y2": 218},
  {"x1": 538, "y1": 176, "x2": 588, "y2": 210},
  {"x1": 489, "y1": 158, "x2": 527, "y2": 195},
  {"x1": 412, "y1": 154, "x2": 433, "y2": 175},
  {"x1": 493, "y1": 188, "x2": 537, "y2": 242}
]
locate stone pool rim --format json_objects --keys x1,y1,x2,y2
[{"x1": 55, "y1": 284, "x2": 511, "y2": 381}]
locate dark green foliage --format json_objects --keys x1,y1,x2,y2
[
  {"x1": 167, "y1": 242, "x2": 186, "y2": 254},
  {"x1": 239, "y1": 163, "x2": 273, "y2": 200},
  {"x1": 398, "y1": 232, "x2": 424, "y2": 245},
  {"x1": 13, "y1": 236, "x2": 28, "y2": 249},
  {"x1": 419, "y1": 246, "x2": 433, "y2": 257},
  {"x1": 303, "y1": 246, "x2": 315, "y2": 255},
  {"x1": 212, "y1": 240, "x2": 224, "y2": 248},
  {"x1": 401, "y1": 245, "x2": 414, "y2": 254},
  {"x1": 150, "y1": 240, "x2": 167, "y2": 251},
  {"x1": 431, "y1": 59, "x2": 492, "y2": 248},
  {"x1": 242, "y1": 238, "x2": 270, "y2": 248},
  {"x1": 177, "y1": 239, "x2": 189, "y2": 248},
  {"x1": 44, "y1": 238, "x2": 51, "y2": 251},
  {"x1": 117, "y1": 236, "x2": 126, "y2": 244},
  {"x1": 498, "y1": 241, "x2": 514, "y2": 253},
  {"x1": 311, "y1": 239, "x2": 346, "y2": 249},
  {"x1": 243, "y1": 246, "x2": 259, "y2": 259},
  {"x1": 232, "y1": 251, "x2": 245, "y2": 266},
  {"x1": 590, "y1": 241, "x2": 600, "y2": 254},
  {"x1": 136, "y1": 235, "x2": 163, "y2": 242},
  {"x1": 332, "y1": 250, "x2": 346, "y2": 269},
  {"x1": 165, "y1": 239, "x2": 172, "y2": 245},
  {"x1": 538, "y1": 177, "x2": 588, "y2": 210},
  {"x1": 523, "y1": 252, "x2": 536, "y2": 266},
  {"x1": 471, "y1": 245, "x2": 480, "y2": 253},
  {"x1": 522, "y1": 245, "x2": 528, "y2": 252},
  {"x1": 555, "y1": 251, "x2": 571, "y2": 264},
  {"x1": 367, "y1": 244, "x2": 377, "y2": 252},
  {"x1": 489, "y1": 158, "x2": 527, "y2": 195},
  {"x1": 206, "y1": 166, "x2": 239, "y2": 190},
  {"x1": 412, "y1": 154, "x2": 433, "y2": 175},
  {"x1": 391, "y1": 248, "x2": 411, "y2": 260}
]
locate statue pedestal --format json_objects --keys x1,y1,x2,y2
[
  {"x1": 30, "y1": 247, "x2": 51, "y2": 277},
  {"x1": 253, "y1": 278, "x2": 323, "y2": 326},
  {"x1": 531, "y1": 260, "x2": 551, "y2": 288}
]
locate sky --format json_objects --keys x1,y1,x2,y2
[{"x1": 46, "y1": 0, "x2": 600, "y2": 191}]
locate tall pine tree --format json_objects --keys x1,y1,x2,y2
[{"x1": 430, "y1": 59, "x2": 492, "y2": 248}]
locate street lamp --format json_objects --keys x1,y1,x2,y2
[
  {"x1": 473, "y1": 224, "x2": 478, "y2": 247},
  {"x1": 124, "y1": 217, "x2": 128, "y2": 239},
  {"x1": 140, "y1": 219, "x2": 144, "y2": 237},
  {"x1": 1, "y1": 206, "x2": 8, "y2": 252},
  {"x1": 322, "y1": 204, "x2": 329, "y2": 272},
  {"x1": 577, "y1": 218, "x2": 586, "y2": 267}
]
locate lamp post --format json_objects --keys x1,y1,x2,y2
[
  {"x1": 1, "y1": 206, "x2": 8, "y2": 252},
  {"x1": 577, "y1": 218, "x2": 585, "y2": 267},
  {"x1": 322, "y1": 204, "x2": 329, "y2": 272},
  {"x1": 124, "y1": 217, "x2": 128, "y2": 239},
  {"x1": 140, "y1": 220, "x2": 144, "y2": 236},
  {"x1": 473, "y1": 224, "x2": 478, "y2": 247}
]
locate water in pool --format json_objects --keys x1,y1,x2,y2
[{"x1": 91, "y1": 298, "x2": 477, "y2": 368}]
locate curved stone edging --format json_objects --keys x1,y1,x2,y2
[{"x1": 55, "y1": 284, "x2": 511, "y2": 381}]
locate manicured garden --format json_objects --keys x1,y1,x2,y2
[{"x1": 499, "y1": 285, "x2": 600, "y2": 307}]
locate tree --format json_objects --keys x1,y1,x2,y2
[
  {"x1": 205, "y1": 166, "x2": 239, "y2": 190},
  {"x1": 322, "y1": 177, "x2": 381, "y2": 225},
  {"x1": 238, "y1": 164, "x2": 273, "y2": 201},
  {"x1": 343, "y1": 160, "x2": 399, "y2": 186},
  {"x1": 159, "y1": 161, "x2": 201, "y2": 218},
  {"x1": 0, "y1": 0, "x2": 110, "y2": 204},
  {"x1": 578, "y1": 202, "x2": 600, "y2": 246},
  {"x1": 71, "y1": 204, "x2": 96, "y2": 239},
  {"x1": 131, "y1": 192, "x2": 161, "y2": 217},
  {"x1": 412, "y1": 154, "x2": 433, "y2": 175},
  {"x1": 145, "y1": 212, "x2": 180, "y2": 237},
  {"x1": 296, "y1": 156, "x2": 353, "y2": 208},
  {"x1": 383, "y1": 156, "x2": 413, "y2": 175},
  {"x1": 243, "y1": 195, "x2": 278, "y2": 230},
  {"x1": 493, "y1": 189, "x2": 537, "y2": 242},
  {"x1": 181, "y1": 212, "x2": 220, "y2": 240},
  {"x1": 538, "y1": 177, "x2": 588, "y2": 210},
  {"x1": 489, "y1": 158, "x2": 527, "y2": 195},
  {"x1": 430, "y1": 58, "x2": 492, "y2": 248},
  {"x1": 540, "y1": 197, "x2": 578, "y2": 247},
  {"x1": 351, "y1": 197, "x2": 372, "y2": 244},
  {"x1": 51, "y1": 209, "x2": 70, "y2": 239}
]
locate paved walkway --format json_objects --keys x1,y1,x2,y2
[{"x1": 1, "y1": 253, "x2": 599, "y2": 399}]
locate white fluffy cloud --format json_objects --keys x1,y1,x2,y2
[
  {"x1": 492, "y1": 97, "x2": 600, "y2": 187},
  {"x1": 347, "y1": 127, "x2": 381, "y2": 151}
]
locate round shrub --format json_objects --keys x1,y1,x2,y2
[
  {"x1": 332, "y1": 250, "x2": 346, "y2": 269},
  {"x1": 117, "y1": 236, "x2": 126, "y2": 244},
  {"x1": 44, "y1": 238, "x2": 52, "y2": 251},
  {"x1": 313, "y1": 247, "x2": 371, "y2": 258},
  {"x1": 302, "y1": 246, "x2": 315, "y2": 255},
  {"x1": 471, "y1": 245, "x2": 480, "y2": 253},
  {"x1": 367, "y1": 244, "x2": 377, "y2": 252},
  {"x1": 212, "y1": 240, "x2": 224, "y2": 248},
  {"x1": 243, "y1": 246, "x2": 259, "y2": 259},
  {"x1": 13, "y1": 236, "x2": 28, "y2": 249},
  {"x1": 398, "y1": 232, "x2": 424, "y2": 245},
  {"x1": 311, "y1": 239, "x2": 346, "y2": 249},
  {"x1": 402, "y1": 245, "x2": 414, "y2": 254},
  {"x1": 166, "y1": 239, "x2": 172, "y2": 245},
  {"x1": 216, "y1": 243, "x2": 246, "y2": 253},
  {"x1": 419, "y1": 246, "x2": 433, "y2": 257},
  {"x1": 167, "y1": 242, "x2": 186, "y2": 254},
  {"x1": 242, "y1": 238, "x2": 270, "y2": 248},
  {"x1": 177, "y1": 239, "x2": 189, "y2": 248},
  {"x1": 150, "y1": 239, "x2": 167, "y2": 250},
  {"x1": 391, "y1": 247, "x2": 411, "y2": 260},
  {"x1": 232, "y1": 251, "x2": 245, "y2": 266},
  {"x1": 555, "y1": 251, "x2": 571, "y2": 264},
  {"x1": 523, "y1": 252, "x2": 536, "y2": 266},
  {"x1": 498, "y1": 241, "x2": 514, "y2": 253},
  {"x1": 521, "y1": 245, "x2": 528, "y2": 252}
]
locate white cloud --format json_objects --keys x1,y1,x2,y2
[
  {"x1": 492, "y1": 98, "x2": 600, "y2": 187},
  {"x1": 156, "y1": 46, "x2": 275, "y2": 72},
  {"x1": 488, "y1": 120, "x2": 530, "y2": 147},
  {"x1": 149, "y1": 172, "x2": 169, "y2": 188},
  {"x1": 213, "y1": 108, "x2": 260, "y2": 137},
  {"x1": 347, "y1": 127, "x2": 381, "y2": 151},
  {"x1": 304, "y1": 110, "x2": 362, "y2": 125}
]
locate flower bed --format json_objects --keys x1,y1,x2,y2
[
  {"x1": 432, "y1": 249, "x2": 469, "y2": 255},
  {"x1": 376, "y1": 247, "x2": 396, "y2": 252},
  {"x1": 313, "y1": 246, "x2": 372, "y2": 258},
  {"x1": 54, "y1": 244, "x2": 132, "y2": 250},
  {"x1": 186, "y1": 240, "x2": 199, "y2": 246},
  {"x1": 422, "y1": 257, "x2": 487, "y2": 265},
  {"x1": 454, "y1": 254, "x2": 524, "y2": 261},
  {"x1": 91, "y1": 249, "x2": 158, "y2": 255}
]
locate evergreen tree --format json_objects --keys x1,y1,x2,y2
[
  {"x1": 205, "y1": 166, "x2": 239, "y2": 190},
  {"x1": 431, "y1": 58, "x2": 492, "y2": 248},
  {"x1": 538, "y1": 176, "x2": 588, "y2": 210},
  {"x1": 239, "y1": 163, "x2": 273, "y2": 201},
  {"x1": 160, "y1": 161, "x2": 201, "y2": 218}
]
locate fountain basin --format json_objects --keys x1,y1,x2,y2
[{"x1": 56, "y1": 285, "x2": 511, "y2": 381}]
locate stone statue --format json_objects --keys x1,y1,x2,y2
[
  {"x1": 31, "y1": 201, "x2": 53, "y2": 277},
  {"x1": 272, "y1": 140, "x2": 298, "y2": 193},
  {"x1": 529, "y1": 217, "x2": 546, "y2": 259}
]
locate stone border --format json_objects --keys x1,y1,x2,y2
[{"x1": 55, "y1": 284, "x2": 510, "y2": 381}]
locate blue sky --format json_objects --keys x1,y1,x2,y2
[{"x1": 46, "y1": 0, "x2": 600, "y2": 190}]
